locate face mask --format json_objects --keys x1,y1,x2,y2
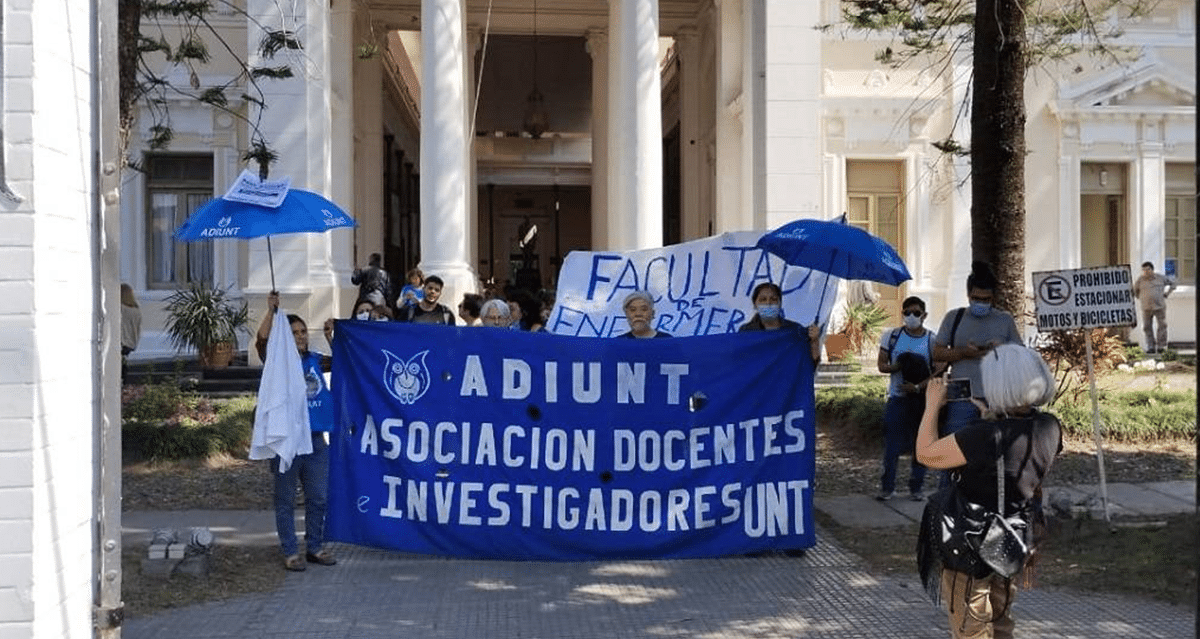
[
  {"x1": 757, "y1": 304, "x2": 782, "y2": 319},
  {"x1": 374, "y1": 316, "x2": 389, "y2": 322},
  {"x1": 969, "y1": 301, "x2": 992, "y2": 317},
  {"x1": 903, "y1": 314, "x2": 922, "y2": 329},
  {"x1": 355, "y1": 312, "x2": 370, "y2": 321}
]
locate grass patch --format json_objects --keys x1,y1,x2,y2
[
  {"x1": 1037, "y1": 514, "x2": 1199, "y2": 606},
  {"x1": 121, "y1": 545, "x2": 285, "y2": 617},
  {"x1": 817, "y1": 373, "x2": 1196, "y2": 445},
  {"x1": 1052, "y1": 387, "x2": 1197, "y2": 442}
]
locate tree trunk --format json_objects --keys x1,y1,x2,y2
[
  {"x1": 971, "y1": 0, "x2": 1027, "y2": 320},
  {"x1": 118, "y1": 0, "x2": 143, "y2": 159}
]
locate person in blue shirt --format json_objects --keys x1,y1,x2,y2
[
  {"x1": 255, "y1": 292, "x2": 338, "y2": 571},
  {"x1": 398, "y1": 268, "x2": 425, "y2": 309},
  {"x1": 874, "y1": 296, "x2": 941, "y2": 502}
]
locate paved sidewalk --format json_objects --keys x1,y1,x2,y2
[
  {"x1": 814, "y1": 480, "x2": 1197, "y2": 529},
  {"x1": 121, "y1": 481, "x2": 1196, "y2": 639}
]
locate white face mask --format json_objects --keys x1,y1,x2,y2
[
  {"x1": 355, "y1": 312, "x2": 370, "y2": 321},
  {"x1": 903, "y1": 314, "x2": 922, "y2": 330}
]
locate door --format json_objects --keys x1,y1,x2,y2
[
  {"x1": 1080, "y1": 163, "x2": 1127, "y2": 268},
  {"x1": 846, "y1": 160, "x2": 905, "y2": 321}
]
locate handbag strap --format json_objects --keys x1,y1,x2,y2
[{"x1": 995, "y1": 429, "x2": 1006, "y2": 515}]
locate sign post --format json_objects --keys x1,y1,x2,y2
[{"x1": 1033, "y1": 265, "x2": 1137, "y2": 522}]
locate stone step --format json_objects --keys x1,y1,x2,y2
[{"x1": 125, "y1": 356, "x2": 262, "y2": 397}]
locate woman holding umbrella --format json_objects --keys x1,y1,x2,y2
[
  {"x1": 739, "y1": 282, "x2": 822, "y2": 364},
  {"x1": 739, "y1": 282, "x2": 819, "y2": 559}
]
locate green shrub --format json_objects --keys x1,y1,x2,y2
[
  {"x1": 123, "y1": 391, "x2": 255, "y2": 461},
  {"x1": 123, "y1": 380, "x2": 201, "y2": 423},
  {"x1": 816, "y1": 374, "x2": 1195, "y2": 445},
  {"x1": 1052, "y1": 387, "x2": 1196, "y2": 442},
  {"x1": 816, "y1": 374, "x2": 888, "y2": 438}
]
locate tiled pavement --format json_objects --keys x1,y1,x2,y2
[
  {"x1": 122, "y1": 536, "x2": 1193, "y2": 639},
  {"x1": 122, "y1": 481, "x2": 1196, "y2": 638}
]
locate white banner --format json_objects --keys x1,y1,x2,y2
[
  {"x1": 1032, "y1": 265, "x2": 1137, "y2": 332},
  {"x1": 546, "y1": 232, "x2": 838, "y2": 337}
]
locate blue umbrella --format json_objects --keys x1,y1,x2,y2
[
  {"x1": 755, "y1": 215, "x2": 911, "y2": 323},
  {"x1": 175, "y1": 187, "x2": 356, "y2": 290}
]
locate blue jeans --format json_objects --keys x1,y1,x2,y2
[
  {"x1": 270, "y1": 432, "x2": 329, "y2": 556},
  {"x1": 880, "y1": 394, "x2": 927, "y2": 495},
  {"x1": 941, "y1": 387, "x2": 981, "y2": 436},
  {"x1": 939, "y1": 386, "x2": 981, "y2": 487}
]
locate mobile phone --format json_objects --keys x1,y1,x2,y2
[{"x1": 946, "y1": 378, "x2": 972, "y2": 401}]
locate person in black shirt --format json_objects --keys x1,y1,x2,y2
[
  {"x1": 399, "y1": 275, "x2": 456, "y2": 325},
  {"x1": 916, "y1": 344, "x2": 1062, "y2": 639}
]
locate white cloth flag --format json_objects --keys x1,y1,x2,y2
[{"x1": 250, "y1": 308, "x2": 312, "y2": 472}]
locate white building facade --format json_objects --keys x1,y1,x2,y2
[
  {"x1": 121, "y1": 0, "x2": 1196, "y2": 357},
  {"x1": 1, "y1": 0, "x2": 123, "y2": 636}
]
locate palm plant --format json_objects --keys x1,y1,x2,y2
[
  {"x1": 163, "y1": 283, "x2": 250, "y2": 367},
  {"x1": 840, "y1": 301, "x2": 890, "y2": 355}
]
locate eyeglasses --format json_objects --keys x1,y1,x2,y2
[{"x1": 902, "y1": 310, "x2": 923, "y2": 317}]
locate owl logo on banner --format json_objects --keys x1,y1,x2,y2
[{"x1": 382, "y1": 349, "x2": 430, "y2": 405}]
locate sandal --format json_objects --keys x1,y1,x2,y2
[
  {"x1": 284, "y1": 554, "x2": 306, "y2": 571},
  {"x1": 306, "y1": 549, "x2": 337, "y2": 566}
]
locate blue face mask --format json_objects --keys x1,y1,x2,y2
[
  {"x1": 969, "y1": 301, "x2": 992, "y2": 317},
  {"x1": 757, "y1": 304, "x2": 782, "y2": 319}
]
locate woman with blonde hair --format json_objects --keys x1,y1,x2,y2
[
  {"x1": 120, "y1": 283, "x2": 141, "y2": 379},
  {"x1": 915, "y1": 343, "x2": 1062, "y2": 639}
]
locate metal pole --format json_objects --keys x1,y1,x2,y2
[
  {"x1": 1083, "y1": 330, "x2": 1111, "y2": 523},
  {"x1": 1192, "y1": 12, "x2": 1199, "y2": 633},
  {"x1": 94, "y1": 0, "x2": 124, "y2": 632},
  {"x1": 1193, "y1": 10, "x2": 1199, "y2": 635},
  {"x1": 267, "y1": 236, "x2": 277, "y2": 291}
]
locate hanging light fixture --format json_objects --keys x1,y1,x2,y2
[{"x1": 523, "y1": 0, "x2": 549, "y2": 139}]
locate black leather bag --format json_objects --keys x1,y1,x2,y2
[
  {"x1": 975, "y1": 511, "x2": 1030, "y2": 577},
  {"x1": 971, "y1": 453, "x2": 1031, "y2": 578},
  {"x1": 930, "y1": 484, "x2": 992, "y2": 578},
  {"x1": 931, "y1": 448, "x2": 1032, "y2": 579}
]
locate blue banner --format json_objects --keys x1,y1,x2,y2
[{"x1": 327, "y1": 322, "x2": 816, "y2": 560}]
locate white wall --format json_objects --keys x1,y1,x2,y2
[{"x1": 0, "y1": 0, "x2": 99, "y2": 637}]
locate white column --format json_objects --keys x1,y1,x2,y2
[
  {"x1": 713, "y1": 0, "x2": 744, "y2": 233},
  {"x1": 762, "y1": 0, "x2": 822, "y2": 229},
  {"x1": 466, "y1": 26, "x2": 482, "y2": 279},
  {"x1": 586, "y1": 29, "x2": 610, "y2": 249},
  {"x1": 607, "y1": 0, "x2": 664, "y2": 250},
  {"x1": 245, "y1": 0, "x2": 342, "y2": 301},
  {"x1": 675, "y1": 25, "x2": 705, "y2": 241},
  {"x1": 1136, "y1": 119, "x2": 1167, "y2": 268},
  {"x1": 1057, "y1": 154, "x2": 1081, "y2": 268},
  {"x1": 420, "y1": 0, "x2": 477, "y2": 305},
  {"x1": 946, "y1": 50, "x2": 974, "y2": 311},
  {"x1": 327, "y1": 1, "x2": 355, "y2": 300},
  {"x1": 246, "y1": 0, "x2": 315, "y2": 294},
  {"x1": 351, "y1": 5, "x2": 383, "y2": 282},
  {"x1": 744, "y1": 0, "x2": 765, "y2": 228}
]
